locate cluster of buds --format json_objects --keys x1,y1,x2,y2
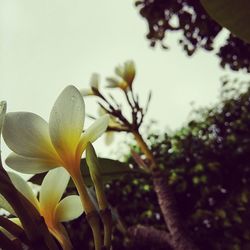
[
  {"x1": 82, "y1": 60, "x2": 154, "y2": 168},
  {"x1": 106, "y1": 61, "x2": 136, "y2": 91}
]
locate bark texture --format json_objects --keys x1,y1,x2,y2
[
  {"x1": 128, "y1": 225, "x2": 173, "y2": 249},
  {"x1": 152, "y1": 170, "x2": 199, "y2": 250}
]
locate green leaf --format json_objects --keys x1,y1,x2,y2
[
  {"x1": 81, "y1": 158, "x2": 132, "y2": 186},
  {"x1": 201, "y1": 0, "x2": 250, "y2": 43},
  {"x1": 29, "y1": 158, "x2": 132, "y2": 187}
]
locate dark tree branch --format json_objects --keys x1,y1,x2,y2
[
  {"x1": 128, "y1": 224, "x2": 173, "y2": 249},
  {"x1": 152, "y1": 170, "x2": 199, "y2": 250}
]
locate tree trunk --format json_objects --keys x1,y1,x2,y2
[
  {"x1": 128, "y1": 225, "x2": 173, "y2": 249},
  {"x1": 152, "y1": 170, "x2": 199, "y2": 250}
]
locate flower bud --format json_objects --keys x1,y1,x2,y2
[
  {"x1": 80, "y1": 73, "x2": 100, "y2": 96},
  {"x1": 86, "y1": 143, "x2": 108, "y2": 210},
  {"x1": 106, "y1": 60, "x2": 136, "y2": 91}
]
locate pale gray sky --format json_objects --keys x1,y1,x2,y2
[{"x1": 0, "y1": 0, "x2": 248, "y2": 161}]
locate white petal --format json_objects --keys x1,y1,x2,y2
[
  {"x1": 90, "y1": 73, "x2": 99, "y2": 89},
  {"x1": 55, "y1": 195, "x2": 83, "y2": 222},
  {"x1": 124, "y1": 60, "x2": 136, "y2": 85},
  {"x1": 98, "y1": 106, "x2": 107, "y2": 116},
  {"x1": 80, "y1": 88, "x2": 93, "y2": 96},
  {"x1": 49, "y1": 86, "x2": 85, "y2": 161},
  {"x1": 115, "y1": 65, "x2": 124, "y2": 78},
  {"x1": 0, "y1": 194, "x2": 16, "y2": 215},
  {"x1": 40, "y1": 167, "x2": 70, "y2": 211},
  {"x1": 7, "y1": 172, "x2": 39, "y2": 210},
  {"x1": 2, "y1": 112, "x2": 58, "y2": 160},
  {"x1": 6, "y1": 153, "x2": 59, "y2": 174},
  {"x1": 77, "y1": 115, "x2": 109, "y2": 156},
  {"x1": 106, "y1": 77, "x2": 119, "y2": 88}
]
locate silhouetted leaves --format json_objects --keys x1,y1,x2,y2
[
  {"x1": 201, "y1": 0, "x2": 250, "y2": 43},
  {"x1": 135, "y1": 0, "x2": 250, "y2": 72}
]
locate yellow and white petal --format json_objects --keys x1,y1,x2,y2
[
  {"x1": 124, "y1": 60, "x2": 135, "y2": 85},
  {"x1": 49, "y1": 86, "x2": 85, "y2": 161},
  {"x1": 106, "y1": 77, "x2": 120, "y2": 88},
  {"x1": 55, "y1": 195, "x2": 83, "y2": 222},
  {"x1": 0, "y1": 194, "x2": 16, "y2": 215},
  {"x1": 7, "y1": 172, "x2": 39, "y2": 210},
  {"x1": 98, "y1": 106, "x2": 107, "y2": 117},
  {"x1": 115, "y1": 65, "x2": 124, "y2": 78},
  {"x1": 80, "y1": 88, "x2": 94, "y2": 97},
  {"x1": 90, "y1": 73, "x2": 99, "y2": 89},
  {"x1": 2, "y1": 112, "x2": 58, "y2": 160},
  {"x1": 6, "y1": 153, "x2": 59, "y2": 174},
  {"x1": 39, "y1": 167, "x2": 70, "y2": 211},
  {"x1": 77, "y1": 114, "x2": 109, "y2": 156}
]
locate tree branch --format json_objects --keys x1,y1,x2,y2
[
  {"x1": 128, "y1": 224, "x2": 173, "y2": 249},
  {"x1": 152, "y1": 170, "x2": 199, "y2": 250}
]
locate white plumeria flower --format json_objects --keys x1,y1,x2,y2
[
  {"x1": 106, "y1": 60, "x2": 136, "y2": 91},
  {"x1": 80, "y1": 73, "x2": 100, "y2": 96},
  {"x1": 98, "y1": 107, "x2": 127, "y2": 145},
  {"x1": 98, "y1": 107, "x2": 115, "y2": 145},
  {"x1": 3, "y1": 85, "x2": 109, "y2": 214},
  {"x1": 106, "y1": 77, "x2": 128, "y2": 91},
  {"x1": 0, "y1": 168, "x2": 83, "y2": 250}
]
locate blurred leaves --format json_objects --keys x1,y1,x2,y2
[
  {"x1": 201, "y1": 0, "x2": 250, "y2": 43},
  {"x1": 135, "y1": 0, "x2": 250, "y2": 72},
  {"x1": 51, "y1": 79, "x2": 250, "y2": 250},
  {"x1": 99, "y1": 79, "x2": 250, "y2": 250}
]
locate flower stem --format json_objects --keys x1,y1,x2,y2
[
  {"x1": 71, "y1": 171, "x2": 102, "y2": 250},
  {"x1": 86, "y1": 211, "x2": 102, "y2": 250},
  {"x1": 51, "y1": 223, "x2": 73, "y2": 250},
  {"x1": 100, "y1": 209, "x2": 112, "y2": 250},
  {"x1": 132, "y1": 131, "x2": 156, "y2": 170}
]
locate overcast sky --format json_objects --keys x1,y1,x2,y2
[{"x1": 0, "y1": 0, "x2": 248, "y2": 162}]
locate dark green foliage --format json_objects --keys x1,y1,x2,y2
[
  {"x1": 108, "y1": 80, "x2": 250, "y2": 249},
  {"x1": 66, "y1": 80, "x2": 250, "y2": 249},
  {"x1": 135, "y1": 0, "x2": 250, "y2": 72},
  {"x1": 201, "y1": 0, "x2": 250, "y2": 44},
  {"x1": 29, "y1": 158, "x2": 132, "y2": 187}
]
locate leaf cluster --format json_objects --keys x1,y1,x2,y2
[{"x1": 135, "y1": 0, "x2": 250, "y2": 72}]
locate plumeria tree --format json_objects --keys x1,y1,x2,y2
[
  {"x1": 79, "y1": 61, "x2": 199, "y2": 250},
  {"x1": 0, "y1": 62, "x2": 200, "y2": 250},
  {"x1": 0, "y1": 2, "x2": 249, "y2": 248}
]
